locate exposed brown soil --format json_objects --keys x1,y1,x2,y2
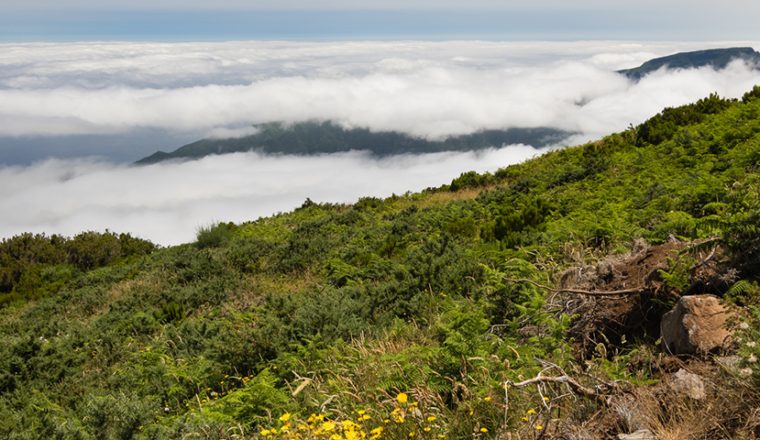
[{"x1": 559, "y1": 239, "x2": 731, "y2": 359}]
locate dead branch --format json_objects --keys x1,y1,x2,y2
[
  {"x1": 505, "y1": 358, "x2": 627, "y2": 406},
  {"x1": 506, "y1": 374, "x2": 614, "y2": 406},
  {"x1": 689, "y1": 245, "x2": 718, "y2": 273},
  {"x1": 504, "y1": 278, "x2": 645, "y2": 297},
  {"x1": 509, "y1": 375, "x2": 603, "y2": 403}
]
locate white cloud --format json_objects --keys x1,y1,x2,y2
[
  {"x1": 0, "y1": 146, "x2": 545, "y2": 246},
  {"x1": 1, "y1": 40, "x2": 758, "y2": 143},
  {"x1": 205, "y1": 125, "x2": 260, "y2": 139}
]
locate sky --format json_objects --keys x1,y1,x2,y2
[
  {"x1": 1, "y1": 1, "x2": 759, "y2": 245},
  {"x1": 2, "y1": 1, "x2": 760, "y2": 42}
]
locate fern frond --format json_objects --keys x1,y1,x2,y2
[{"x1": 727, "y1": 279, "x2": 753, "y2": 297}]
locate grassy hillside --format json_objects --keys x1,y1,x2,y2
[{"x1": 2, "y1": 86, "x2": 760, "y2": 440}]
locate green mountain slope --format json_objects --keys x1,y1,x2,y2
[
  {"x1": 1, "y1": 86, "x2": 760, "y2": 439},
  {"x1": 135, "y1": 122, "x2": 571, "y2": 165},
  {"x1": 618, "y1": 47, "x2": 760, "y2": 80}
]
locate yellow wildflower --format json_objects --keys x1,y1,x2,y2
[
  {"x1": 521, "y1": 417, "x2": 528, "y2": 422},
  {"x1": 260, "y1": 430, "x2": 270, "y2": 436},
  {"x1": 427, "y1": 416, "x2": 436, "y2": 422},
  {"x1": 409, "y1": 432, "x2": 415, "y2": 437},
  {"x1": 424, "y1": 427, "x2": 431, "y2": 432},
  {"x1": 397, "y1": 393, "x2": 408, "y2": 404},
  {"x1": 371, "y1": 427, "x2": 383, "y2": 435},
  {"x1": 527, "y1": 409, "x2": 536, "y2": 414},
  {"x1": 358, "y1": 410, "x2": 366, "y2": 415},
  {"x1": 484, "y1": 397, "x2": 491, "y2": 402},
  {"x1": 439, "y1": 436, "x2": 445, "y2": 439},
  {"x1": 480, "y1": 428, "x2": 488, "y2": 433},
  {"x1": 280, "y1": 413, "x2": 292, "y2": 422},
  {"x1": 535, "y1": 426, "x2": 543, "y2": 431},
  {"x1": 384, "y1": 419, "x2": 390, "y2": 424},
  {"x1": 346, "y1": 431, "x2": 359, "y2": 440},
  {"x1": 323, "y1": 421, "x2": 336, "y2": 431}
]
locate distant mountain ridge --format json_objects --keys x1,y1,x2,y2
[
  {"x1": 135, "y1": 121, "x2": 571, "y2": 165},
  {"x1": 618, "y1": 47, "x2": 760, "y2": 80}
]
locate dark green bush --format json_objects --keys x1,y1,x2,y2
[
  {"x1": 635, "y1": 93, "x2": 734, "y2": 146},
  {"x1": 195, "y1": 222, "x2": 235, "y2": 249}
]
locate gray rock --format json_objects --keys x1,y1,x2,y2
[
  {"x1": 715, "y1": 355, "x2": 742, "y2": 371},
  {"x1": 669, "y1": 368, "x2": 706, "y2": 400}
]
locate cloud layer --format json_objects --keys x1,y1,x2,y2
[
  {"x1": 2, "y1": 40, "x2": 759, "y2": 143},
  {"x1": 0, "y1": 147, "x2": 544, "y2": 246}
]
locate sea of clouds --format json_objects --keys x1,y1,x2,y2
[{"x1": 1, "y1": 40, "x2": 759, "y2": 245}]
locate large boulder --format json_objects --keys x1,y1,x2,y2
[{"x1": 660, "y1": 295, "x2": 732, "y2": 354}]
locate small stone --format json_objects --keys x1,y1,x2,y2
[
  {"x1": 669, "y1": 368, "x2": 706, "y2": 400},
  {"x1": 715, "y1": 355, "x2": 742, "y2": 371},
  {"x1": 617, "y1": 429, "x2": 655, "y2": 440}
]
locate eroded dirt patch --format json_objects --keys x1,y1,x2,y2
[{"x1": 559, "y1": 240, "x2": 729, "y2": 359}]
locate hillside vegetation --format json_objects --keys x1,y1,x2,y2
[{"x1": 2, "y1": 86, "x2": 760, "y2": 440}]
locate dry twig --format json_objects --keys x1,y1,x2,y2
[{"x1": 505, "y1": 278, "x2": 645, "y2": 297}]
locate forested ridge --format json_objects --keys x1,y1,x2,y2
[
  {"x1": 2, "y1": 86, "x2": 760, "y2": 439},
  {"x1": 135, "y1": 123, "x2": 569, "y2": 165},
  {"x1": 618, "y1": 47, "x2": 760, "y2": 80}
]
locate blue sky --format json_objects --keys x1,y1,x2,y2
[{"x1": 2, "y1": 1, "x2": 759, "y2": 42}]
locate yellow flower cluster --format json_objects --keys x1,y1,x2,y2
[
  {"x1": 260, "y1": 414, "x2": 369, "y2": 440},
  {"x1": 258, "y1": 394, "x2": 447, "y2": 440}
]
